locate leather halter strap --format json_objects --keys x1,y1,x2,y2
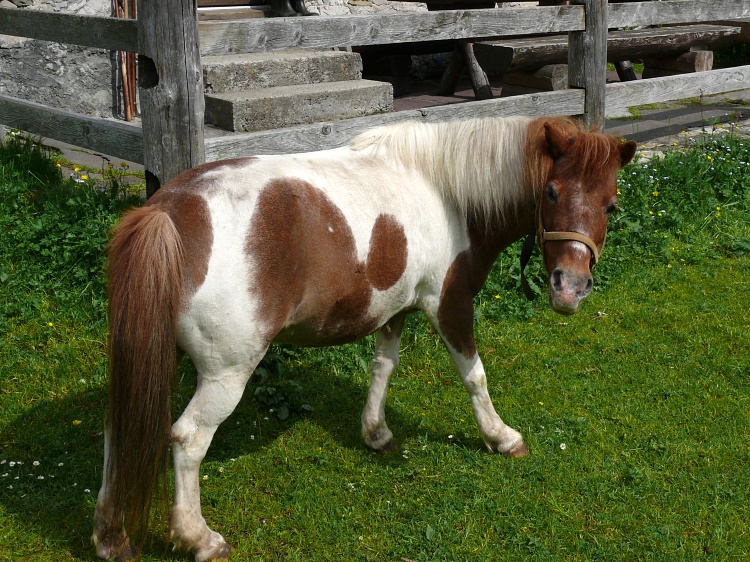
[
  {"x1": 540, "y1": 230, "x2": 601, "y2": 264},
  {"x1": 520, "y1": 195, "x2": 603, "y2": 301}
]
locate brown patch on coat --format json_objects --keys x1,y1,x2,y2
[
  {"x1": 148, "y1": 187, "x2": 214, "y2": 299},
  {"x1": 246, "y1": 178, "x2": 408, "y2": 346},
  {"x1": 438, "y1": 215, "x2": 534, "y2": 358},
  {"x1": 366, "y1": 214, "x2": 408, "y2": 291}
]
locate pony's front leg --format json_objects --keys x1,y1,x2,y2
[
  {"x1": 448, "y1": 349, "x2": 528, "y2": 457},
  {"x1": 361, "y1": 313, "x2": 405, "y2": 451},
  {"x1": 424, "y1": 301, "x2": 528, "y2": 458},
  {"x1": 170, "y1": 369, "x2": 252, "y2": 562}
]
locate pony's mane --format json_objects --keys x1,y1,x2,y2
[
  {"x1": 350, "y1": 117, "x2": 535, "y2": 220},
  {"x1": 351, "y1": 116, "x2": 622, "y2": 221}
]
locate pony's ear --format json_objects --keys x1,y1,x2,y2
[
  {"x1": 544, "y1": 122, "x2": 574, "y2": 160},
  {"x1": 619, "y1": 140, "x2": 637, "y2": 167}
]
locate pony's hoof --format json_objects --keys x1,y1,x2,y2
[
  {"x1": 503, "y1": 441, "x2": 529, "y2": 458},
  {"x1": 202, "y1": 542, "x2": 231, "y2": 562},
  {"x1": 375, "y1": 439, "x2": 398, "y2": 452}
]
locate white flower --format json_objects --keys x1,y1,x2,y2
[
  {"x1": 560, "y1": 443, "x2": 567, "y2": 450},
  {"x1": 37, "y1": 475, "x2": 44, "y2": 480},
  {"x1": 202, "y1": 475, "x2": 208, "y2": 481},
  {"x1": 9, "y1": 462, "x2": 15, "y2": 467},
  {"x1": 84, "y1": 488, "x2": 91, "y2": 493},
  {"x1": 33, "y1": 461, "x2": 40, "y2": 466}
]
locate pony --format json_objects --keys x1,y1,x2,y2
[{"x1": 93, "y1": 116, "x2": 636, "y2": 561}]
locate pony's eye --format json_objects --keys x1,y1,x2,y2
[{"x1": 546, "y1": 184, "x2": 559, "y2": 203}]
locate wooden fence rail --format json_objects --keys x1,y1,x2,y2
[{"x1": 0, "y1": 0, "x2": 749, "y2": 193}]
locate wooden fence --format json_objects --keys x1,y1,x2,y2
[{"x1": 1, "y1": 0, "x2": 749, "y2": 194}]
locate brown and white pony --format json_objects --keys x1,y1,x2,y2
[{"x1": 93, "y1": 116, "x2": 636, "y2": 561}]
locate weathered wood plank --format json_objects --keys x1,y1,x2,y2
[
  {"x1": 0, "y1": 94, "x2": 143, "y2": 163},
  {"x1": 198, "y1": 6, "x2": 585, "y2": 55},
  {"x1": 475, "y1": 25, "x2": 740, "y2": 74},
  {"x1": 204, "y1": 89, "x2": 585, "y2": 159},
  {"x1": 138, "y1": 0, "x2": 205, "y2": 196},
  {"x1": 606, "y1": 65, "x2": 750, "y2": 115},
  {"x1": 0, "y1": 7, "x2": 138, "y2": 52},
  {"x1": 609, "y1": 0, "x2": 750, "y2": 29},
  {"x1": 569, "y1": 0, "x2": 607, "y2": 129}
]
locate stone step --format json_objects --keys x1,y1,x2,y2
[
  {"x1": 202, "y1": 50, "x2": 363, "y2": 94},
  {"x1": 204, "y1": 79, "x2": 393, "y2": 133}
]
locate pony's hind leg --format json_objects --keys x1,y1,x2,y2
[
  {"x1": 169, "y1": 361, "x2": 260, "y2": 562},
  {"x1": 361, "y1": 314, "x2": 405, "y2": 451}
]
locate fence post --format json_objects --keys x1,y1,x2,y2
[
  {"x1": 137, "y1": 0, "x2": 205, "y2": 197},
  {"x1": 568, "y1": 0, "x2": 607, "y2": 129}
]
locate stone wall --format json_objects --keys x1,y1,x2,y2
[{"x1": 0, "y1": 0, "x2": 117, "y2": 118}]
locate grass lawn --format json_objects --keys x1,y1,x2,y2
[{"x1": 0, "y1": 129, "x2": 748, "y2": 561}]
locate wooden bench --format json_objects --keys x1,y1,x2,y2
[{"x1": 473, "y1": 24, "x2": 741, "y2": 91}]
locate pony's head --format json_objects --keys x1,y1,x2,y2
[{"x1": 533, "y1": 119, "x2": 636, "y2": 315}]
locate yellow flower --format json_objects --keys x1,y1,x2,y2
[
  {"x1": 716, "y1": 206, "x2": 721, "y2": 211},
  {"x1": 72, "y1": 420, "x2": 82, "y2": 426},
  {"x1": 652, "y1": 191, "x2": 659, "y2": 197},
  {"x1": 494, "y1": 295, "x2": 501, "y2": 299},
  {"x1": 649, "y1": 210, "x2": 654, "y2": 215},
  {"x1": 56, "y1": 163, "x2": 61, "y2": 168},
  {"x1": 47, "y1": 322, "x2": 54, "y2": 327},
  {"x1": 81, "y1": 175, "x2": 89, "y2": 180},
  {"x1": 707, "y1": 155, "x2": 712, "y2": 160},
  {"x1": 74, "y1": 167, "x2": 80, "y2": 172}
]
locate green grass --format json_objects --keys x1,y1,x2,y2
[{"x1": 0, "y1": 129, "x2": 749, "y2": 561}]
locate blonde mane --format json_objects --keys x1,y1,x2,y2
[{"x1": 350, "y1": 117, "x2": 536, "y2": 220}]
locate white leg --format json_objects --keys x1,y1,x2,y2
[
  {"x1": 169, "y1": 368, "x2": 254, "y2": 562},
  {"x1": 361, "y1": 314, "x2": 405, "y2": 451},
  {"x1": 448, "y1": 348, "x2": 528, "y2": 457}
]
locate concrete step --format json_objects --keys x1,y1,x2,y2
[
  {"x1": 202, "y1": 50, "x2": 363, "y2": 94},
  {"x1": 204, "y1": 79, "x2": 393, "y2": 132}
]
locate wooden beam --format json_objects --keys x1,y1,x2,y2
[
  {"x1": 608, "y1": 0, "x2": 750, "y2": 29},
  {"x1": 0, "y1": 7, "x2": 138, "y2": 52},
  {"x1": 606, "y1": 64, "x2": 750, "y2": 116},
  {"x1": 204, "y1": 89, "x2": 586, "y2": 159},
  {"x1": 137, "y1": 0, "x2": 205, "y2": 196},
  {"x1": 475, "y1": 25, "x2": 740, "y2": 74},
  {"x1": 198, "y1": 6, "x2": 585, "y2": 55},
  {"x1": 0, "y1": 94, "x2": 143, "y2": 163},
  {"x1": 569, "y1": 0, "x2": 607, "y2": 129}
]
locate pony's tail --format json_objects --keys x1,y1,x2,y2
[{"x1": 105, "y1": 205, "x2": 184, "y2": 545}]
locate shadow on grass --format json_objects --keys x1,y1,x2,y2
[{"x1": 0, "y1": 345, "x2": 454, "y2": 560}]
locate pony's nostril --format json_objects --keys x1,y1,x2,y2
[
  {"x1": 551, "y1": 269, "x2": 564, "y2": 292},
  {"x1": 579, "y1": 276, "x2": 593, "y2": 298}
]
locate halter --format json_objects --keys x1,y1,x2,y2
[{"x1": 520, "y1": 192, "x2": 603, "y2": 301}]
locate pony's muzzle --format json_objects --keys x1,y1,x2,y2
[{"x1": 549, "y1": 268, "x2": 593, "y2": 315}]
